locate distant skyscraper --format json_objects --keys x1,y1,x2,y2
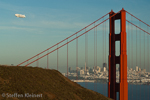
[
  {"x1": 136, "y1": 66, "x2": 138, "y2": 71},
  {"x1": 103, "y1": 67, "x2": 106, "y2": 72},
  {"x1": 69, "y1": 67, "x2": 72, "y2": 72},
  {"x1": 103, "y1": 63, "x2": 107, "y2": 69}
]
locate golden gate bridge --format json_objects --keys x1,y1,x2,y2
[{"x1": 17, "y1": 8, "x2": 150, "y2": 100}]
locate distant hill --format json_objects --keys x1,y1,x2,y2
[{"x1": 0, "y1": 65, "x2": 113, "y2": 100}]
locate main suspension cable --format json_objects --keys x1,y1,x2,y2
[{"x1": 24, "y1": 10, "x2": 122, "y2": 66}]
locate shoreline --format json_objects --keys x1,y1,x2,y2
[
  {"x1": 71, "y1": 79, "x2": 150, "y2": 85},
  {"x1": 71, "y1": 80, "x2": 95, "y2": 83}
]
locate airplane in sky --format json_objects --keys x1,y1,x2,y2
[{"x1": 15, "y1": 14, "x2": 26, "y2": 18}]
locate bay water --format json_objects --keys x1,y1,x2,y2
[{"x1": 77, "y1": 82, "x2": 150, "y2": 100}]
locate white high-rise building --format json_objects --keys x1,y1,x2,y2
[
  {"x1": 103, "y1": 67, "x2": 106, "y2": 72},
  {"x1": 136, "y1": 66, "x2": 138, "y2": 71}
]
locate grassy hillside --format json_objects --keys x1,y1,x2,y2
[{"x1": 0, "y1": 65, "x2": 112, "y2": 100}]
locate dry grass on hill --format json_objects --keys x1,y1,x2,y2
[{"x1": 0, "y1": 65, "x2": 113, "y2": 100}]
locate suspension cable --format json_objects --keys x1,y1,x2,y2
[
  {"x1": 24, "y1": 10, "x2": 122, "y2": 66},
  {"x1": 17, "y1": 12, "x2": 110, "y2": 66},
  {"x1": 126, "y1": 11, "x2": 150, "y2": 27},
  {"x1": 126, "y1": 20, "x2": 150, "y2": 35}
]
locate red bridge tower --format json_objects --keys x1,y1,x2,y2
[{"x1": 108, "y1": 8, "x2": 128, "y2": 100}]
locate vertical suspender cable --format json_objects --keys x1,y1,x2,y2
[
  {"x1": 103, "y1": 18, "x2": 104, "y2": 95},
  {"x1": 105, "y1": 19, "x2": 106, "y2": 96},
  {"x1": 144, "y1": 25, "x2": 145, "y2": 100},
  {"x1": 127, "y1": 20, "x2": 129, "y2": 97},
  {"x1": 27, "y1": 60, "x2": 29, "y2": 66},
  {"x1": 67, "y1": 39, "x2": 68, "y2": 78},
  {"x1": 76, "y1": 33, "x2": 78, "y2": 81},
  {"x1": 57, "y1": 44, "x2": 58, "y2": 71},
  {"x1": 131, "y1": 16, "x2": 133, "y2": 100},
  {"x1": 87, "y1": 27, "x2": 88, "y2": 89},
  {"x1": 136, "y1": 26, "x2": 137, "y2": 100},
  {"x1": 85, "y1": 28, "x2": 88, "y2": 89},
  {"x1": 47, "y1": 50, "x2": 49, "y2": 69},
  {"x1": 77, "y1": 34, "x2": 78, "y2": 81},
  {"x1": 37, "y1": 55, "x2": 39, "y2": 67},
  {"x1": 148, "y1": 26, "x2": 149, "y2": 100},
  {"x1": 94, "y1": 22, "x2": 96, "y2": 92},
  {"x1": 139, "y1": 21, "x2": 141, "y2": 100},
  {"x1": 85, "y1": 27, "x2": 89, "y2": 89},
  {"x1": 128, "y1": 20, "x2": 129, "y2": 64},
  {"x1": 128, "y1": 20, "x2": 130, "y2": 99},
  {"x1": 96, "y1": 25, "x2": 97, "y2": 92},
  {"x1": 85, "y1": 28, "x2": 86, "y2": 87}
]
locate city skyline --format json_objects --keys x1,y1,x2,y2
[{"x1": 65, "y1": 62, "x2": 150, "y2": 85}]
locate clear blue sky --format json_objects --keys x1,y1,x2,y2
[{"x1": 0, "y1": 0, "x2": 150, "y2": 72}]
